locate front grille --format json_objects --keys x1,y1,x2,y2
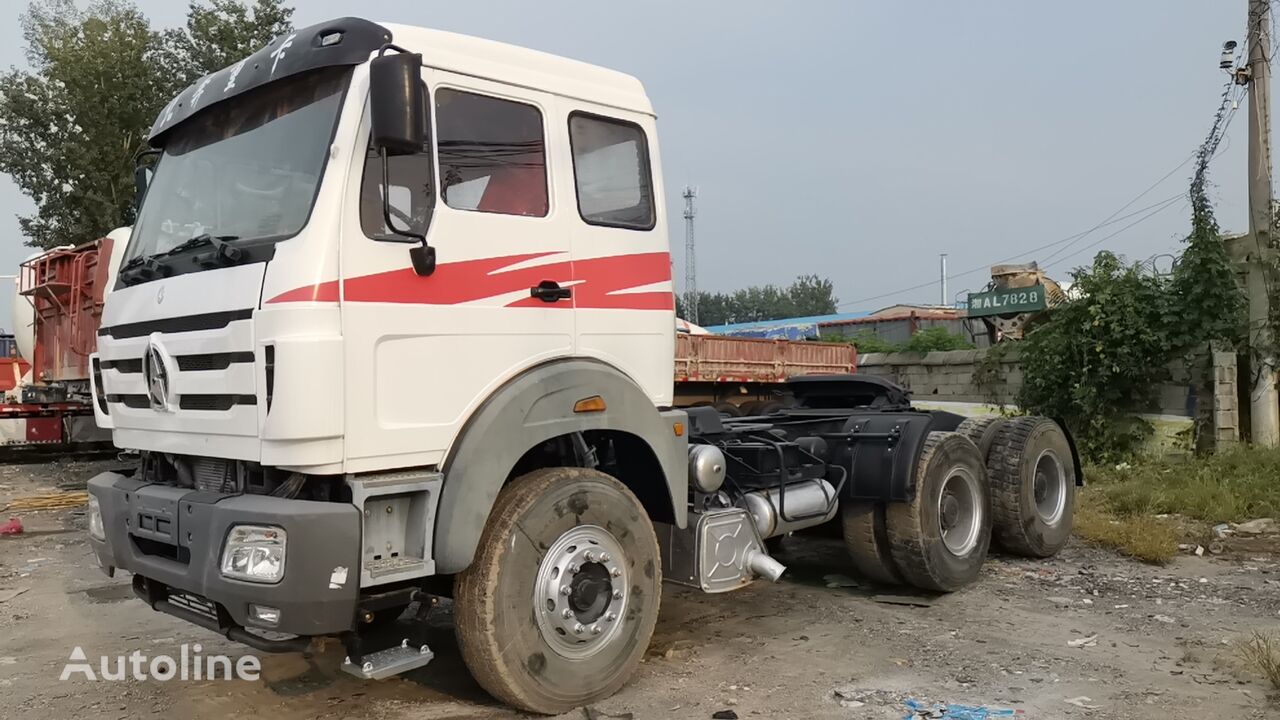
[
  {"x1": 131, "y1": 535, "x2": 191, "y2": 563},
  {"x1": 179, "y1": 394, "x2": 256, "y2": 411},
  {"x1": 177, "y1": 352, "x2": 254, "y2": 372},
  {"x1": 167, "y1": 591, "x2": 218, "y2": 623},
  {"x1": 192, "y1": 457, "x2": 235, "y2": 493},
  {"x1": 101, "y1": 358, "x2": 143, "y2": 373},
  {"x1": 108, "y1": 394, "x2": 150, "y2": 409}
]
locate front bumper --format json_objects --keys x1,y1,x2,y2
[{"x1": 88, "y1": 471, "x2": 361, "y2": 641}]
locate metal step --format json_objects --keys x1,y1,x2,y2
[{"x1": 341, "y1": 639, "x2": 434, "y2": 680}]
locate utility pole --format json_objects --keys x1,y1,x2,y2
[
  {"x1": 1247, "y1": 0, "x2": 1279, "y2": 445},
  {"x1": 683, "y1": 186, "x2": 699, "y2": 325},
  {"x1": 939, "y1": 253, "x2": 948, "y2": 306}
]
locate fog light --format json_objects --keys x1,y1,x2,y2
[
  {"x1": 220, "y1": 525, "x2": 286, "y2": 584},
  {"x1": 88, "y1": 495, "x2": 105, "y2": 541},
  {"x1": 249, "y1": 604, "x2": 281, "y2": 626}
]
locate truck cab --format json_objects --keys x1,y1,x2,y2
[{"x1": 86, "y1": 17, "x2": 1079, "y2": 716}]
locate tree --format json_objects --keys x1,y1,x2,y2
[
  {"x1": 164, "y1": 0, "x2": 293, "y2": 87},
  {"x1": 678, "y1": 274, "x2": 839, "y2": 326},
  {"x1": 0, "y1": 0, "x2": 293, "y2": 249}
]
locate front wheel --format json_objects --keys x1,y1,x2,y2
[{"x1": 454, "y1": 467, "x2": 661, "y2": 715}]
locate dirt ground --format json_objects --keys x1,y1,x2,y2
[{"x1": 1, "y1": 460, "x2": 1277, "y2": 720}]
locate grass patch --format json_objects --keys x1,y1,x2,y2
[
  {"x1": 1084, "y1": 447, "x2": 1280, "y2": 523},
  {"x1": 1229, "y1": 630, "x2": 1280, "y2": 690},
  {"x1": 1071, "y1": 446, "x2": 1280, "y2": 562},
  {"x1": 1073, "y1": 490, "x2": 1179, "y2": 563}
]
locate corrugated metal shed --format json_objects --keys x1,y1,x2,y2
[{"x1": 702, "y1": 312, "x2": 872, "y2": 340}]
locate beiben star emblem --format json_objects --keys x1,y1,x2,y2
[{"x1": 143, "y1": 340, "x2": 172, "y2": 412}]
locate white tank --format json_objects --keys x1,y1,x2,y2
[
  {"x1": 103, "y1": 226, "x2": 131, "y2": 291},
  {"x1": 10, "y1": 249, "x2": 48, "y2": 364}
]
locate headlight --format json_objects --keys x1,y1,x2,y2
[
  {"x1": 220, "y1": 525, "x2": 286, "y2": 584},
  {"x1": 87, "y1": 495, "x2": 105, "y2": 541}
]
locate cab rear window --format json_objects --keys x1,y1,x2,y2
[{"x1": 568, "y1": 113, "x2": 655, "y2": 230}]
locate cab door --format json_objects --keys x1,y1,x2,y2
[
  {"x1": 340, "y1": 67, "x2": 574, "y2": 472},
  {"x1": 563, "y1": 105, "x2": 673, "y2": 406}
]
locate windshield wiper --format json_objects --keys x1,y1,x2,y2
[
  {"x1": 118, "y1": 234, "x2": 245, "y2": 286},
  {"x1": 164, "y1": 233, "x2": 241, "y2": 257},
  {"x1": 118, "y1": 255, "x2": 173, "y2": 286},
  {"x1": 164, "y1": 233, "x2": 245, "y2": 269}
]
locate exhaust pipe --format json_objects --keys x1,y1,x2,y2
[{"x1": 745, "y1": 547, "x2": 786, "y2": 582}]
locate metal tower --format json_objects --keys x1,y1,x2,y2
[{"x1": 682, "y1": 186, "x2": 698, "y2": 325}]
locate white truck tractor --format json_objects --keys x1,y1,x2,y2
[{"x1": 86, "y1": 18, "x2": 1080, "y2": 714}]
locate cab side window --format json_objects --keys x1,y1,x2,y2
[
  {"x1": 435, "y1": 89, "x2": 548, "y2": 217},
  {"x1": 432, "y1": 88, "x2": 547, "y2": 215},
  {"x1": 359, "y1": 86, "x2": 434, "y2": 240},
  {"x1": 568, "y1": 113, "x2": 654, "y2": 230}
]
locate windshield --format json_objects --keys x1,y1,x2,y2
[{"x1": 125, "y1": 65, "x2": 352, "y2": 263}]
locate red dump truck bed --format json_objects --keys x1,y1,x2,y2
[
  {"x1": 19, "y1": 237, "x2": 114, "y2": 386},
  {"x1": 675, "y1": 334, "x2": 856, "y2": 384}
]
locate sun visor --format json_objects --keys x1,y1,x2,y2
[{"x1": 148, "y1": 17, "x2": 392, "y2": 144}]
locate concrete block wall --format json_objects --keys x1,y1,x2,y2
[
  {"x1": 1211, "y1": 350, "x2": 1239, "y2": 444},
  {"x1": 856, "y1": 347, "x2": 1240, "y2": 446},
  {"x1": 857, "y1": 347, "x2": 1023, "y2": 405}
]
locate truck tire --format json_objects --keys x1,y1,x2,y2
[
  {"x1": 454, "y1": 467, "x2": 661, "y2": 715},
  {"x1": 841, "y1": 501, "x2": 903, "y2": 585},
  {"x1": 756, "y1": 400, "x2": 786, "y2": 415},
  {"x1": 987, "y1": 417, "x2": 1075, "y2": 558},
  {"x1": 714, "y1": 402, "x2": 742, "y2": 417},
  {"x1": 955, "y1": 416, "x2": 1005, "y2": 458},
  {"x1": 885, "y1": 432, "x2": 991, "y2": 592}
]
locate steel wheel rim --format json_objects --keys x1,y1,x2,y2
[
  {"x1": 938, "y1": 467, "x2": 982, "y2": 556},
  {"x1": 534, "y1": 524, "x2": 628, "y2": 659},
  {"x1": 1033, "y1": 448, "x2": 1067, "y2": 525}
]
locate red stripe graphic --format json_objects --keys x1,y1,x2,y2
[{"x1": 266, "y1": 251, "x2": 673, "y2": 310}]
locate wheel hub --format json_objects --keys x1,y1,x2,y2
[
  {"x1": 1032, "y1": 449, "x2": 1067, "y2": 525},
  {"x1": 940, "y1": 494, "x2": 961, "y2": 528},
  {"x1": 937, "y1": 468, "x2": 981, "y2": 556},
  {"x1": 535, "y1": 525, "x2": 628, "y2": 659}
]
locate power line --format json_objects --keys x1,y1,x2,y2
[
  {"x1": 1040, "y1": 195, "x2": 1186, "y2": 270},
  {"x1": 836, "y1": 193, "x2": 1185, "y2": 309},
  {"x1": 1039, "y1": 152, "x2": 1197, "y2": 265}
]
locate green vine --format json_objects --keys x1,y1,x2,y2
[
  {"x1": 972, "y1": 341, "x2": 1015, "y2": 410},
  {"x1": 1017, "y1": 81, "x2": 1245, "y2": 462}
]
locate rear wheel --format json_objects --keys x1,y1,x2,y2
[
  {"x1": 756, "y1": 400, "x2": 786, "y2": 415},
  {"x1": 454, "y1": 467, "x2": 661, "y2": 714},
  {"x1": 840, "y1": 501, "x2": 903, "y2": 585},
  {"x1": 714, "y1": 401, "x2": 742, "y2": 417},
  {"x1": 885, "y1": 432, "x2": 991, "y2": 592},
  {"x1": 987, "y1": 417, "x2": 1075, "y2": 558},
  {"x1": 955, "y1": 416, "x2": 1006, "y2": 458}
]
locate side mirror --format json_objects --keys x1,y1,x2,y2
[
  {"x1": 369, "y1": 51, "x2": 425, "y2": 154},
  {"x1": 132, "y1": 149, "x2": 160, "y2": 214}
]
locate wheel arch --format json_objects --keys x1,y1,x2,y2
[
  {"x1": 1049, "y1": 415, "x2": 1086, "y2": 486},
  {"x1": 433, "y1": 358, "x2": 688, "y2": 574}
]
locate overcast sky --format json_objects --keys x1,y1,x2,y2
[{"x1": 0, "y1": 1, "x2": 1263, "y2": 328}]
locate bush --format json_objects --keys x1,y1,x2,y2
[{"x1": 1018, "y1": 252, "x2": 1173, "y2": 461}]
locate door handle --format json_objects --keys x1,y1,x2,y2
[{"x1": 530, "y1": 280, "x2": 572, "y2": 302}]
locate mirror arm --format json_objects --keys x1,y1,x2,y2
[{"x1": 378, "y1": 147, "x2": 435, "y2": 276}]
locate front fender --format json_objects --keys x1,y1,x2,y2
[{"x1": 433, "y1": 358, "x2": 687, "y2": 574}]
